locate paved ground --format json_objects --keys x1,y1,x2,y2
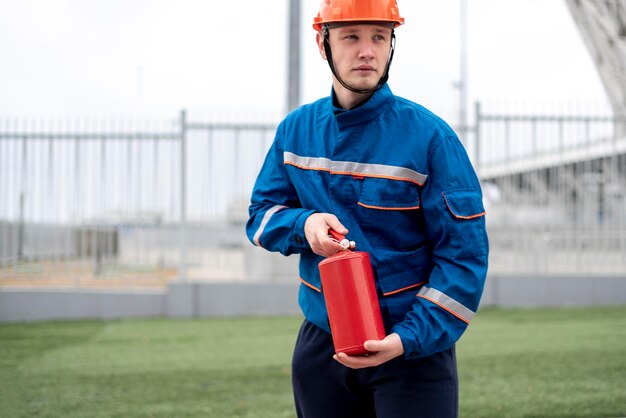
[{"x1": 2, "y1": 248, "x2": 625, "y2": 290}]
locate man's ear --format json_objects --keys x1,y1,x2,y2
[{"x1": 316, "y1": 32, "x2": 327, "y2": 60}]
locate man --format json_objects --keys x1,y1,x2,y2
[{"x1": 246, "y1": 1, "x2": 488, "y2": 417}]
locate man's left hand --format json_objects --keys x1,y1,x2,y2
[{"x1": 333, "y1": 333, "x2": 404, "y2": 369}]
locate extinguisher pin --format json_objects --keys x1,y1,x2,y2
[
  {"x1": 329, "y1": 235, "x2": 350, "y2": 250},
  {"x1": 328, "y1": 230, "x2": 356, "y2": 250},
  {"x1": 334, "y1": 238, "x2": 356, "y2": 251}
]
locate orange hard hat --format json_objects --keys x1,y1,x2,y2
[{"x1": 313, "y1": 0, "x2": 405, "y2": 32}]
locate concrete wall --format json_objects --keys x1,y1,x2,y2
[
  {"x1": 0, "y1": 282, "x2": 301, "y2": 322},
  {"x1": 482, "y1": 274, "x2": 626, "y2": 307},
  {"x1": 1, "y1": 275, "x2": 625, "y2": 322},
  {"x1": 166, "y1": 281, "x2": 300, "y2": 318},
  {"x1": 0, "y1": 288, "x2": 166, "y2": 322}
]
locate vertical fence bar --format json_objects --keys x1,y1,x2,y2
[
  {"x1": 47, "y1": 134, "x2": 54, "y2": 224},
  {"x1": 505, "y1": 118, "x2": 510, "y2": 163},
  {"x1": 18, "y1": 128, "x2": 27, "y2": 262},
  {"x1": 100, "y1": 133, "x2": 108, "y2": 275},
  {"x1": 558, "y1": 117, "x2": 564, "y2": 153},
  {"x1": 179, "y1": 110, "x2": 188, "y2": 282},
  {"x1": 531, "y1": 117, "x2": 537, "y2": 157},
  {"x1": 474, "y1": 102, "x2": 481, "y2": 172},
  {"x1": 153, "y1": 134, "x2": 161, "y2": 272},
  {"x1": 234, "y1": 129, "x2": 241, "y2": 203},
  {"x1": 206, "y1": 128, "x2": 214, "y2": 219},
  {"x1": 75, "y1": 123, "x2": 83, "y2": 286}
]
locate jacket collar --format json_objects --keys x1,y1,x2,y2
[{"x1": 330, "y1": 83, "x2": 394, "y2": 128}]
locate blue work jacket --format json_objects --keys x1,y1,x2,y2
[{"x1": 246, "y1": 84, "x2": 488, "y2": 359}]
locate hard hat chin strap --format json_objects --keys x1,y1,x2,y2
[{"x1": 322, "y1": 25, "x2": 396, "y2": 95}]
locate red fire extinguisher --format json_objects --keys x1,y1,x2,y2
[{"x1": 318, "y1": 230, "x2": 386, "y2": 356}]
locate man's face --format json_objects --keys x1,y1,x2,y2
[{"x1": 317, "y1": 24, "x2": 393, "y2": 93}]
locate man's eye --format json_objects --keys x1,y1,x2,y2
[
  {"x1": 344, "y1": 35, "x2": 358, "y2": 40},
  {"x1": 374, "y1": 35, "x2": 386, "y2": 42}
]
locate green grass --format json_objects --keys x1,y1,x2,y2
[
  {"x1": 0, "y1": 307, "x2": 625, "y2": 417},
  {"x1": 458, "y1": 307, "x2": 626, "y2": 417}
]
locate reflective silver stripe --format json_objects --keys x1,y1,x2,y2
[
  {"x1": 417, "y1": 287, "x2": 475, "y2": 324},
  {"x1": 284, "y1": 152, "x2": 332, "y2": 171},
  {"x1": 253, "y1": 205, "x2": 287, "y2": 247},
  {"x1": 284, "y1": 151, "x2": 427, "y2": 185}
]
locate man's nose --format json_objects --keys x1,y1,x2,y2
[{"x1": 358, "y1": 41, "x2": 375, "y2": 59}]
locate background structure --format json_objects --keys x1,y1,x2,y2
[{"x1": 1, "y1": 0, "x2": 625, "y2": 321}]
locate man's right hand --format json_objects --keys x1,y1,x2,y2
[{"x1": 304, "y1": 213, "x2": 349, "y2": 257}]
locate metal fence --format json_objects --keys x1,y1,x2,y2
[
  {"x1": 0, "y1": 113, "x2": 276, "y2": 287},
  {"x1": 1, "y1": 107, "x2": 625, "y2": 288},
  {"x1": 474, "y1": 105, "x2": 626, "y2": 275}
]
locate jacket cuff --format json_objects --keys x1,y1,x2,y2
[
  {"x1": 292, "y1": 209, "x2": 317, "y2": 249},
  {"x1": 391, "y1": 324, "x2": 422, "y2": 360}
]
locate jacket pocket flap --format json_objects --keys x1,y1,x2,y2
[
  {"x1": 358, "y1": 178, "x2": 420, "y2": 210},
  {"x1": 375, "y1": 248, "x2": 432, "y2": 296},
  {"x1": 442, "y1": 189, "x2": 486, "y2": 219}
]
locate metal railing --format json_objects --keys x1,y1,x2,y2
[
  {"x1": 0, "y1": 112, "x2": 276, "y2": 287},
  {"x1": 474, "y1": 103, "x2": 626, "y2": 177},
  {"x1": 474, "y1": 105, "x2": 626, "y2": 275}
]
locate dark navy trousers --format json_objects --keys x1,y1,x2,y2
[{"x1": 292, "y1": 320, "x2": 458, "y2": 418}]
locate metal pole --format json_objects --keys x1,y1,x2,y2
[
  {"x1": 18, "y1": 130, "x2": 26, "y2": 261},
  {"x1": 458, "y1": 0, "x2": 468, "y2": 145},
  {"x1": 287, "y1": 0, "x2": 301, "y2": 113},
  {"x1": 531, "y1": 117, "x2": 537, "y2": 157},
  {"x1": 179, "y1": 110, "x2": 188, "y2": 282},
  {"x1": 474, "y1": 101, "x2": 481, "y2": 172}
]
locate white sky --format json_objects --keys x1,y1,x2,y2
[{"x1": 0, "y1": 0, "x2": 611, "y2": 123}]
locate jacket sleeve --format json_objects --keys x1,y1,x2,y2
[
  {"x1": 246, "y1": 123, "x2": 316, "y2": 256},
  {"x1": 391, "y1": 132, "x2": 489, "y2": 359}
]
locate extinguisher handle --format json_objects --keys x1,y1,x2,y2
[
  {"x1": 329, "y1": 230, "x2": 346, "y2": 242},
  {"x1": 328, "y1": 229, "x2": 356, "y2": 251}
]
